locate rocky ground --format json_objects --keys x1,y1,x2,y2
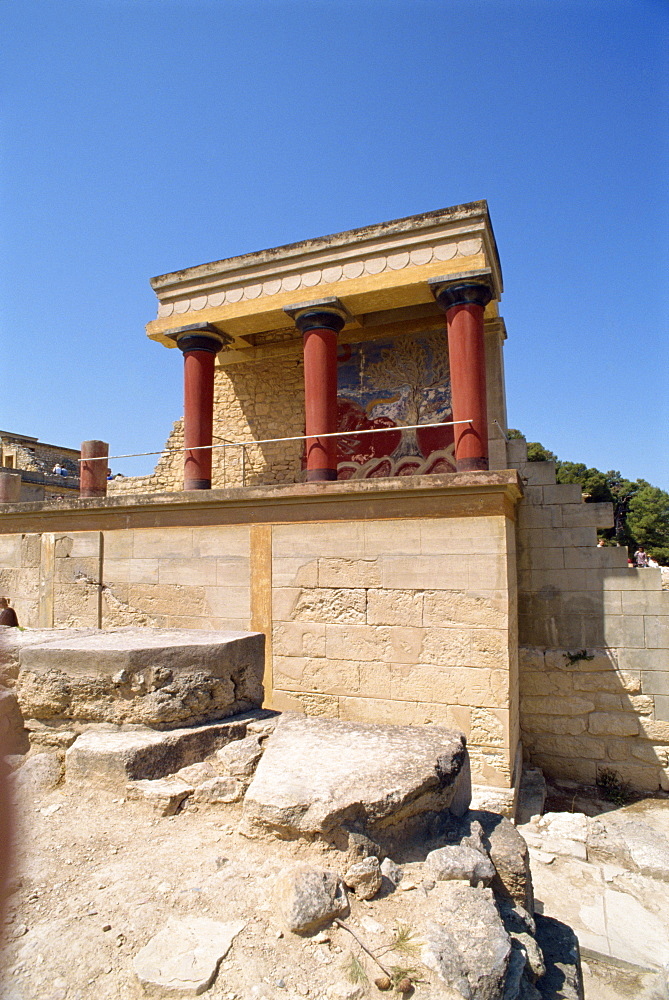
[
  {"x1": 1, "y1": 711, "x2": 582, "y2": 1000},
  {"x1": 1, "y1": 710, "x2": 667, "y2": 1000}
]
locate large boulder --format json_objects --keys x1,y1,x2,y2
[
  {"x1": 242, "y1": 714, "x2": 470, "y2": 850},
  {"x1": 16, "y1": 627, "x2": 264, "y2": 728}
]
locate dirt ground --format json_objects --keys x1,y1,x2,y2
[
  {"x1": 2, "y1": 760, "x2": 663, "y2": 1000},
  {"x1": 1, "y1": 770, "x2": 471, "y2": 1000}
]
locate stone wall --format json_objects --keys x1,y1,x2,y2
[
  {"x1": 0, "y1": 474, "x2": 521, "y2": 792},
  {"x1": 269, "y1": 515, "x2": 518, "y2": 790},
  {"x1": 511, "y1": 439, "x2": 669, "y2": 792},
  {"x1": 4, "y1": 459, "x2": 669, "y2": 794}
]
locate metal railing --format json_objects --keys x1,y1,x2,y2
[{"x1": 80, "y1": 418, "x2": 475, "y2": 489}]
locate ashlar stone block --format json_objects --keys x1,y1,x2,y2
[
  {"x1": 521, "y1": 714, "x2": 587, "y2": 736},
  {"x1": 367, "y1": 588, "x2": 423, "y2": 626},
  {"x1": 521, "y1": 695, "x2": 595, "y2": 717},
  {"x1": 272, "y1": 622, "x2": 326, "y2": 658},
  {"x1": 645, "y1": 616, "x2": 669, "y2": 649},
  {"x1": 423, "y1": 590, "x2": 507, "y2": 629},
  {"x1": 318, "y1": 558, "x2": 381, "y2": 588},
  {"x1": 288, "y1": 588, "x2": 367, "y2": 624}
]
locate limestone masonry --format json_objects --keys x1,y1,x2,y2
[{"x1": 1, "y1": 200, "x2": 668, "y2": 803}]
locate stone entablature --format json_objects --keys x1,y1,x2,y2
[{"x1": 146, "y1": 202, "x2": 503, "y2": 353}]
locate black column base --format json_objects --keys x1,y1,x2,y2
[
  {"x1": 184, "y1": 478, "x2": 212, "y2": 490},
  {"x1": 306, "y1": 469, "x2": 338, "y2": 482},
  {"x1": 456, "y1": 457, "x2": 489, "y2": 473}
]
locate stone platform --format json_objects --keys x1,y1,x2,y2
[{"x1": 15, "y1": 627, "x2": 264, "y2": 728}]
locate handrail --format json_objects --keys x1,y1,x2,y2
[{"x1": 79, "y1": 419, "x2": 474, "y2": 462}]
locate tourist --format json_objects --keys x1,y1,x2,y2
[
  {"x1": 52, "y1": 463, "x2": 62, "y2": 475},
  {"x1": 0, "y1": 597, "x2": 19, "y2": 627},
  {"x1": 634, "y1": 547, "x2": 649, "y2": 568}
]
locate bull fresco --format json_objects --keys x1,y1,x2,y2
[{"x1": 335, "y1": 330, "x2": 456, "y2": 479}]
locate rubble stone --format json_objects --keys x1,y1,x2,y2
[
  {"x1": 475, "y1": 811, "x2": 534, "y2": 912},
  {"x1": 343, "y1": 856, "x2": 382, "y2": 899},
  {"x1": 274, "y1": 865, "x2": 349, "y2": 935},
  {"x1": 422, "y1": 884, "x2": 511, "y2": 1000},
  {"x1": 425, "y1": 844, "x2": 495, "y2": 885}
]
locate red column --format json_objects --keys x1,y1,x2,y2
[
  {"x1": 176, "y1": 329, "x2": 224, "y2": 490},
  {"x1": 289, "y1": 306, "x2": 346, "y2": 481},
  {"x1": 432, "y1": 278, "x2": 493, "y2": 472},
  {"x1": 80, "y1": 440, "x2": 109, "y2": 498}
]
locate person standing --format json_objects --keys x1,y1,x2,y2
[{"x1": 634, "y1": 547, "x2": 649, "y2": 568}]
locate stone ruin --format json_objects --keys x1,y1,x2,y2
[{"x1": 1, "y1": 626, "x2": 586, "y2": 1000}]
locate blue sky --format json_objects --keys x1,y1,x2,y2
[{"x1": 1, "y1": 0, "x2": 667, "y2": 485}]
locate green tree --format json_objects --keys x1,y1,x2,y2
[{"x1": 627, "y1": 485, "x2": 669, "y2": 563}]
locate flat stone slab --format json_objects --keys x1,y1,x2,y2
[
  {"x1": 0, "y1": 628, "x2": 100, "y2": 683},
  {"x1": 242, "y1": 713, "x2": 469, "y2": 846},
  {"x1": 132, "y1": 916, "x2": 245, "y2": 995},
  {"x1": 65, "y1": 709, "x2": 273, "y2": 788},
  {"x1": 17, "y1": 627, "x2": 264, "y2": 728}
]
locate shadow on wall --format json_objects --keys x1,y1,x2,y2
[{"x1": 512, "y1": 437, "x2": 669, "y2": 795}]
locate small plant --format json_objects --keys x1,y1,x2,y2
[
  {"x1": 389, "y1": 925, "x2": 419, "y2": 957},
  {"x1": 564, "y1": 649, "x2": 595, "y2": 666},
  {"x1": 596, "y1": 767, "x2": 632, "y2": 806},
  {"x1": 346, "y1": 953, "x2": 369, "y2": 986}
]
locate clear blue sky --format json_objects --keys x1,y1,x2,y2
[{"x1": 1, "y1": 0, "x2": 667, "y2": 485}]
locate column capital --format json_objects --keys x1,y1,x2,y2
[
  {"x1": 167, "y1": 323, "x2": 231, "y2": 354},
  {"x1": 284, "y1": 297, "x2": 350, "y2": 335},
  {"x1": 429, "y1": 269, "x2": 495, "y2": 313}
]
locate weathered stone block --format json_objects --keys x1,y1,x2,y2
[
  {"x1": 588, "y1": 712, "x2": 639, "y2": 737},
  {"x1": 367, "y1": 588, "x2": 423, "y2": 626},
  {"x1": 380, "y1": 553, "x2": 466, "y2": 590},
  {"x1": 284, "y1": 588, "x2": 367, "y2": 624},
  {"x1": 272, "y1": 622, "x2": 326, "y2": 658},
  {"x1": 318, "y1": 558, "x2": 381, "y2": 588},
  {"x1": 243, "y1": 713, "x2": 470, "y2": 846},
  {"x1": 521, "y1": 696, "x2": 594, "y2": 717},
  {"x1": 65, "y1": 711, "x2": 268, "y2": 787},
  {"x1": 132, "y1": 527, "x2": 193, "y2": 559},
  {"x1": 638, "y1": 718, "x2": 669, "y2": 742},
  {"x1": 390, "y1": 664, "x2": 497, "y2": 708},
  {"x1": 420, "y1": 626, "x2": 471, "y2": 666},
  {"x1": 521, "y1": 714, "x2": 587, "y2": 736},
  {"x1": 273, "y1": 655, "x2": 359, "y2": 697},
  {"x1": 272, "y1": 556, "x2": 319, "y2": 588},
  {"x1": 518, "y1": 647, "x2": 545, "y2": 672},
  {"x1": 572, "y1": 670, "x2": 640, "y2": 694},
  {"x1": 423, "y1": 589, "x2": 507, "y2": 629},
  {"x1": 18, "y1": 627, "x2": 264, "y2": 727},
  {"x1": 205, "y1": 587, "x2": 251, "y2": 619},
  {"x1": 645, "y1": 616, "x2": 669, "y2": 650}
]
